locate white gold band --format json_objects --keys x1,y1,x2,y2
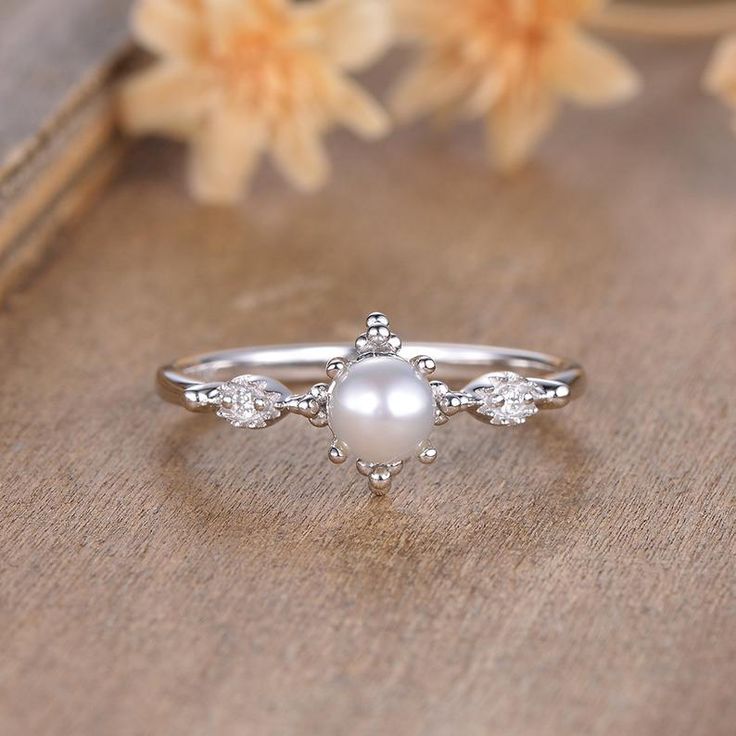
[
  {"x1": 156, "y1": 314, "x2": 585, "y2": 494},
  {"x1": 158, "y1": 342, "x2": 584, "y2": 408}
]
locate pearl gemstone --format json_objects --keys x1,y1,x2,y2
[{"x1": 327, "y1": 355, "x2": 435, "y2": 463}]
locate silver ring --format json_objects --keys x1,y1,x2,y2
[{"x1": 157, "y1": 313, "x2": 585, "y2": 494}]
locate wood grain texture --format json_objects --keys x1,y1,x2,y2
[{"x1": 0, "y1": 41, "x2": 734, "y2": 736}]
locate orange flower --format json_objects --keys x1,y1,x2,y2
[
  {"x1": 391, "y1": 0, "x2": 640, "y2": 171},
  {"x1": 120, "y1": 0, "x2": 392, "y2": 203},
  {"x1": 704, "y1": 34, "x2": 736, "y2": 134}
]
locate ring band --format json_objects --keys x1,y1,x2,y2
[{"x1": 157, "y1": 313, "x2": 585, "y2": 494}]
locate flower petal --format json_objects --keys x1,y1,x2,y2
[
  {"x1": 119, "y1": 62, "x2": 210, "y2": 138},
  {"x1": 131, "y1": 0, "x2": 204, "y2": 59},
  {"x1": 704, "y1": 34, "x2": 736, "y2": 107},
  {"x1": 270, "y1": 124, "x2": 329, "y2": 191},
  {"x1": 391, "y1": 52, "x2": 471, "y2": 122},
  {"x1": 460, "y1": 72, "x2": 505, "y2": 119},
  {"x1": 297, "y1": 0, "x2": 392, "y2": 70},
  {"x1": 330, "y1": 76, "x2": 390, "y2": 138},
  {"x1": 545, "y1": 30, "x2": 641, "y2": 106},
  {"x1": 391, "y1": 0, "x2": 445, "y2": 40},
  {"x1": 488, "y1": 89, "x2": 558, "y2": 172},
  {"x1": 204, "y1": 0, "x2": 286, "y2": 49},
  {"x1": 188, "y1": 108, "x2": 264, "y2": 204}
]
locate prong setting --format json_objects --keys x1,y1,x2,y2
[
  {"x1": 283, "y1": 395, "x2": 319, "y2": 418},
  {"x1": 418, "y1": 441, "x2": 437, "y2": 464},
  {"x1": 326, "y1": 357, "x2": 346, "y2": 379},
  {"x1": 356, "y1": 459, "x2": 403, "y2": 494},
  {"x1": 356, "y1": 459, "x2": 373, "y2": 477},
  {"x1": 328, "y1": 440, "x2": 348, "y2": 464},
  {"x1": 198, "y1": 316, "x2": 577, "y2": 495},
  {"x1": 411, "y1": 355, "x2": 436, "y2": 375},
  {"x1": 469, "y1": 371, "x2": 547, "y2": 425},
  {"x1": 366, "y1": 312, "x2": 390, "y2": 328},
  {"x1": 321, "y1": 314, "x2": 442, "y2": 493},
  {"x1": 369, "y1": 467, "x2": 392, "y2": 494},
  {"x1": 215, "y1": 375, "x2": 286, "y2": 428},
  {"x1": 431, "y1": 380, "x2": 478, "y2": 423},
  {"x1": 354, "y1": 312, "x2": 402, "y2": 355},
  {"x1": 281, "y1": 382, "x2": 330, "y2": 427}
]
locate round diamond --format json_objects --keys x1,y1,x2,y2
[
  {"x1": 216, "y1": 375, "x2": 282, "y2": 428},
  {"x1": 474, "y1": 372, "x2": 546, "y2": 425}
]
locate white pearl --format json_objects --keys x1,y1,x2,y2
[{"x1": 327, "y1": 356, "x2": 435, "y2": 463}]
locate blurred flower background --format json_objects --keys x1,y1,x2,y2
[
  {"x1": 391, "y1": 0, "x2": 639, "y2": 172},
  {"x1": 705, "y1": 33, "x2": 736, "y2": 131},
  {"x1": 119, "y1": 0, "x2": 736, "y2": 203},
  {"x1": 120, "y1": 0, "x2": 391, "y2": 202}
]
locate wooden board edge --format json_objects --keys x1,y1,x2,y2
[{"x1": 0, "y1": 41, "x2": 137, "y2": 301}]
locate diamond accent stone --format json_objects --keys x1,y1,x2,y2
[
  {"x1": 474, "y1": 372, "x2": 546, "y2": 426},
  {"x1": 430, "y1": 380, "x2": 449, "y2": 403},
  {"x1": 216, "y1": 375, "x2": 282, "y2": 428}
]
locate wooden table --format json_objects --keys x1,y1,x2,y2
[{"x1": 1, "y1": 39, "x2": 734, "y2": 736}]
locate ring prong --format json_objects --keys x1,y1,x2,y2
[
  {"x1": 366, "y1": 325, "x2": 390, "y2": 342},
  {"x1": 411, "y1": 355, "x2": 436, "y2": 375},
  {"x1": 300, "y1": 398, "x2": 319, "y2": 416},
  {"x1": 326, "y1": 357, "x2": 346, "y2": 379},
  {"x1": 284, "y1": 396, "x2": 319, "y2": 417},
  {"x1": 328, "y1": 441, "x2": 348, "y2": 464},
  {"x1": 443, "y1": 394, "x2": 464, "y2": 416},
  {"x1": 418, "y1": 443, "x2": 437, "y2": 464},
  {"x1": 366, "y1": 312, "x2": 389, "y2": 328},
  {"x1": 389, "y1": 460, "x2": 403, "y2": 475},
  {"x1": 387, "y1": 335, "x2": 402, "y2": 351},
  {"x1": 369, "y1": 466, "x2": 392, "y2": 494},
  {"x1": 310, "y1": 413, "x2": 329, "y2": 428}
]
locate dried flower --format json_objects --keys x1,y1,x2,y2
[
  {"x1": 704, "y1": 34, "x2": 736, "y2": 134},
  {"x1": 120, "y1": 0, "x2": 392, "y2": 203},
  {"x1": 391, "y1": 0, "x2": 641, "y2": 171}
]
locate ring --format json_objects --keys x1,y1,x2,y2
[{"x1": 157, "y1": 313, "x2": 585, "y2": 494}]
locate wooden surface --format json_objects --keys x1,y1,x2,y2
[{"x1": 1, "y1": 41, "x2": 735, "y2": 736}]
